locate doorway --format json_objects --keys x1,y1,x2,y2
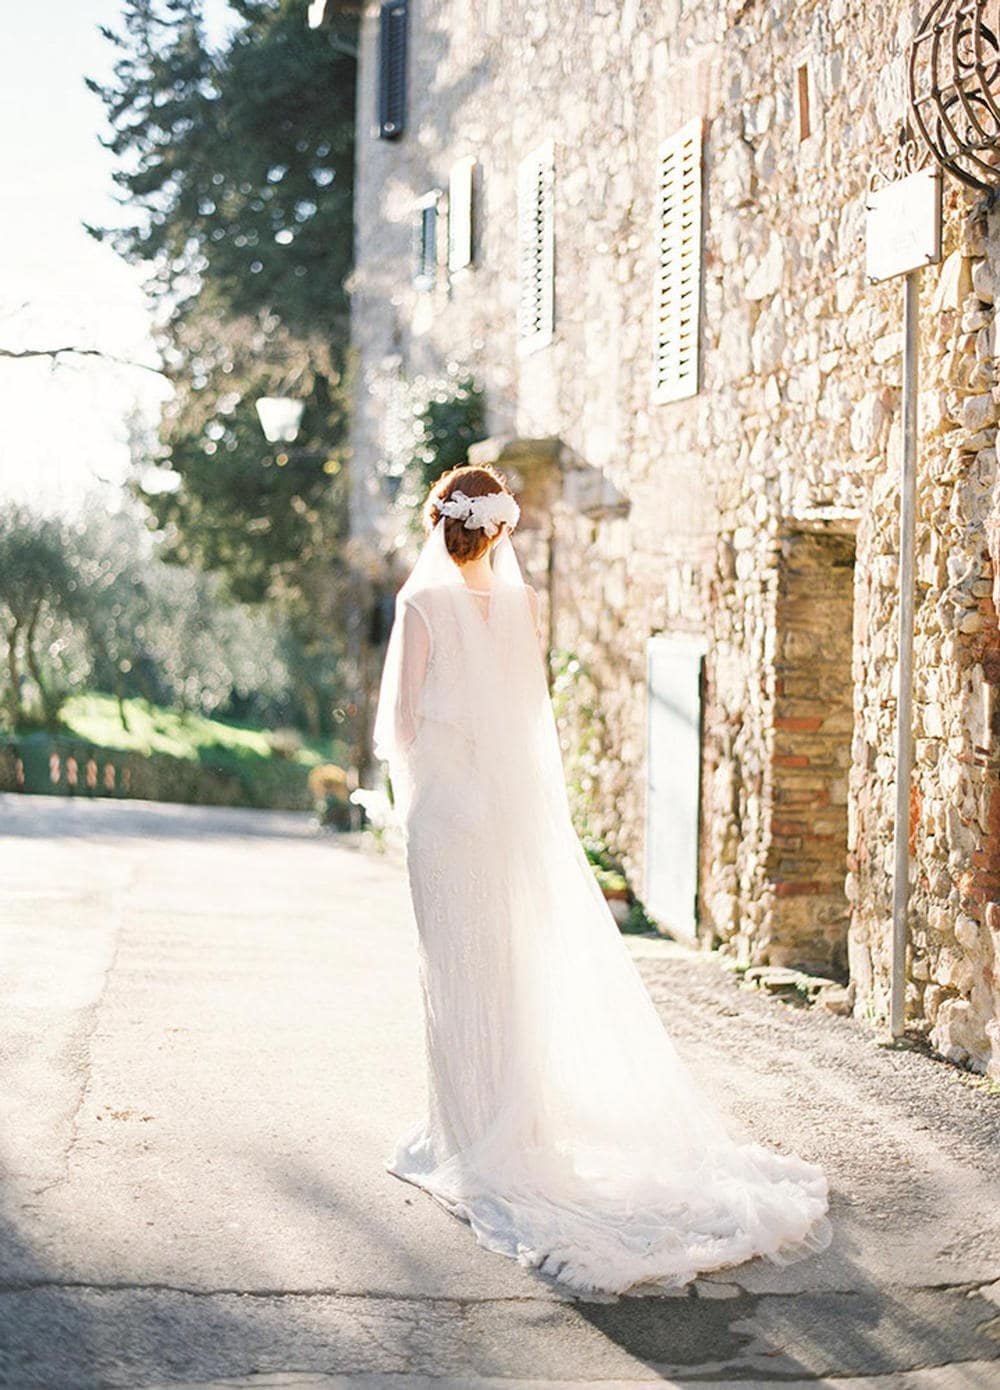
[
  {"x1": 645, "y1": 634, "x2": 706, "y2": 942},
  {"x1": 767, "y1": 527, "x2": 856, "y2": 979}
]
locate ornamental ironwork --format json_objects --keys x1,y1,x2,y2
[
  {"x1": 909, "y1": 0, "x2": 1000, "y2": 190},
  {"x1": 867, "y1": 137, "x2": 934, "y2": 194}
]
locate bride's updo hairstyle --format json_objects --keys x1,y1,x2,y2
[{"x1": 423, "y1": 463, "x2": 516, "y2": 564}]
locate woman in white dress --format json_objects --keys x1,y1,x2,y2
[{"x1": 372, "y1": 463, "x2": 832, "y2": 1297}]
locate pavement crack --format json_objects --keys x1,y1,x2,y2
[
  {"x1": 0, "y1": 1279, "x2": 564, "y2": 1302},
  {"x1": 30, "y1": 868, "x2": 133, "y2": 1199},
  {"x1": 2, "y1": 1276, "x2": 999, "y2": 1304}
]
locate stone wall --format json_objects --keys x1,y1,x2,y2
[
  {"x1": 347, "y1": 0, "x2": 1000, "y2": 1076},
  {"x1": 847, "y1": 222, "x2": 1000, "y2": 1071}
]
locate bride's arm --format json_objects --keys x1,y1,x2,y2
[
  {"x1": 525, "y1": 584, "x2": 544, "y2": 651},
  {"x1": 396, "y1": 598, "x2": 431, "y2": 749}
]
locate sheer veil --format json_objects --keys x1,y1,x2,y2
[
  {"x1": 372, "y1": 514, "x2": 539, "y2": 825},
  {"x1": 372, "y1": 513, "x2": 832, "y2": 1296}
]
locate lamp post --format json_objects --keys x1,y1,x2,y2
[
  {"x1": 252, "y1": 392, "x2": 358, "y2": 787},
  {"x1": 255, "y1": 396, "x2": 305, "y2": 445}
]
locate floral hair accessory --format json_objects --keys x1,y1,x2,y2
[{"x1": 436, "y1": 489, "x2": 520, "y2": 538}]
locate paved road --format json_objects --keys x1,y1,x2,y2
[{"x1": 1, "y1": 794, "x2": 998, "y2": 1390}]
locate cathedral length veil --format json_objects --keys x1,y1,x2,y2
[{"x1": 373, "y1": 515, "x2": 832, "y2": 1297}]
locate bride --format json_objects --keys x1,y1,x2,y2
[{"x1": 372, "y1": 463, "x2": 832, "y2": 1297}]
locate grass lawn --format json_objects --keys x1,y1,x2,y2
[{"x1": 58, "y1": 692, "x2": 347, "y2": 769}]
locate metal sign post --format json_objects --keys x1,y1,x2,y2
[
  {"x1": 891, "y1": 270, "x2": 919, "y2": 1039},
  {"x1": 865, "y1": 163, "x2": 941, "y2": 1039}
]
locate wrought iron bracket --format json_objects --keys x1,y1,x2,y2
[
  {"x1": 909, "y1": 0, "x2": 1000, "y2": 191},
  {"x1": 868, "y1": 136, "x2": 935, "y2": 194}
]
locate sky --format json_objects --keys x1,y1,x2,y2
[{"x1": 0, "y1": 0, "x2": 236, "y2": 514}]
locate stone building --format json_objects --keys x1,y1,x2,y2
[{"x1": 343, "y1": 0, "x2": 1000, "y2": 1078}]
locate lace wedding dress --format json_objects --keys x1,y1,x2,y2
[{"x1": 373, "y1": 517, "x2": 832, "y2": 1297}]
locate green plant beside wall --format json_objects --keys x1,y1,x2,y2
[
  {"x1": 583, "y1": 833, "x2": 659, "y2": 935},
  {"x1": 378, "y1": 369, "x2": 486, "y2": 524},
  {"x1": 550, "y1": 649, "x2": 608, "y2": 840},
  {"x1": 549, "y1": 652, "x2": 659, "y2": 935}
]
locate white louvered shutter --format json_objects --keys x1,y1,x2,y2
[
  {"x1": 653, "y1": 118, "x2": 703, "y2": 403},
  {"x1": 448, "y1": 156, "x2": 476, "y2": 273},
  {"x1": 517, "y1": 142, "x2": 554, "y2": 354}
]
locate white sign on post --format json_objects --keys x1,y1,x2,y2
[
  {"x1": 865, "y1": 167, "x2": 943, "y2": 284},
  {"x1": 863, "y1": 154, "x2": 943, "y2": 1037}
]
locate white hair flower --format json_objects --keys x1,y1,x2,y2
[{"x1": 437, "y1": 489, "x2": 520, "y2": 537}]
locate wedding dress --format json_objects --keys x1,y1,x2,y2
[{"x1": 372, "y1": 515, "x2": 832, "y2": 1297}]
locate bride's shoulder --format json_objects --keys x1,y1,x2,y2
[{"x1": 399, "y1": 584, "x2": 453, "y2": 620}]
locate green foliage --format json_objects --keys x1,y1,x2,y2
[
  {"x1": 620, "y1": 898, "x2": 660, "y2": 935},
  {"x1": 0, "y1": 507, "x2": 79, "y2": 727},
  {"x1": 0, "y1": 727, "x2": 322, "y2": 812},
  {"x1": 136, "y1": 315, "x2": 352, "y2": 603},
  {"x1": 550, "y1": 649, "x2": 609, "y2": 839},
  {"x1": 581, "y1": 833, "x2": 621, "y2": 873},
  {"x1": 583, "y1": 832, "x2": 660, "y2": 936},
  {"x1": 88, "y1": 0, "x2": 355, "y2": 338},
  {"x1": 409, "y1": 374, "x2": 486, "y2": 499},
  {"x1": 553, "y1": 656, "x2": 658, "y2": 936},
  {"x1": 379, "y1": 369, "x2": 486, "y2": 525},
  {"x1": 0, "y1": 499, "x2": 344, "y2": 737},
  {"x1": 591, "y1": 866, "x2": 628, "y2": 895},
  {"x1": 66, "y1": 498, "x2": 298, "y2": 723},
  {"x1": 956, "y1": 1071, "x2": 1000, "y2": 1098},
  {"x1": 87, "y1": 0, "x2": 357, "y2": 603},
  {"x1": 58, "y1": 691, "x2": 342, "y2": 767}
]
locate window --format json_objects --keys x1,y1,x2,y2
[
  {"x1": 448, "y1": 156, "x2": 476, "y2": 274},
  {"x1": 517, "y1": 141, "x2": 555, "y2": 354},
  {"x1": 414, "y1": 190, "x2": 442, "y2": 288},
  {"x1": 377, "y1": 0, "x2": 408, "y2": 140},
  {"x1": 795, "y1": 62, "x2": 812, "y2": 141},
  {"x1": 653, "y1": 118, "x2": 703, "y2": 404}
]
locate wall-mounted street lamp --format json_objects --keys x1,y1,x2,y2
[
  {"x1": 253, "y1": 395, "x2": 340, "y2": 476},
  {"x1": 255, "y1": 396, "x2": 305, "y2": 444},
  {"x1": 909, "y1": 0, "x2": 1000, "y2": 191}
]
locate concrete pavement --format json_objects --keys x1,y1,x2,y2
[{"x1": 0, "y1": 793, "x2": 998, "y2": 1389}]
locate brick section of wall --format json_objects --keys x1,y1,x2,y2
[{"x1": 765, "y1": 530, "x2": 855, "y2": 978}]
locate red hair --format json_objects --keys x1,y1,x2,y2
[{"x1": 423, "y1": 464, "x2": 516, "y2": 563}]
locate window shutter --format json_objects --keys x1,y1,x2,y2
[
  {"x1": 413, "y1": 190, "x2": 442, "y2": 288},
  {"x1": 653, "y1": 118, "x2": 703, "y2": 403},
  {"x1": 448, "y1": 156, "x2": 476, "y2": 274},
  {"x1": 378, "y1": 0, "x2": 408, "y2": 140},
  {"x1": 517, "y1": 142, "x2": 555, "y2": 354}
]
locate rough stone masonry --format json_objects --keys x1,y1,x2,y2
[{"x1": 346, "y1": 0, "x2": 1000, "y2": 1077}]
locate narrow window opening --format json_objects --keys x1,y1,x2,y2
[
  {"x1": 413, "y1": 191, "x2": 442, "y2": 289},
  {"x1": 795, "y1": 62, "x2": 812, "y2": 142}
]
